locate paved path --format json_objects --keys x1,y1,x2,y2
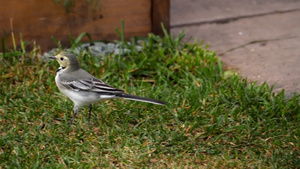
[{"x1": 171, "y1": 0, "x2": 300, "y2": 95}]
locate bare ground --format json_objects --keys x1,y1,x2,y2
[{"x1": 171, "y1": 0, "x2": 300, "y2": 95}]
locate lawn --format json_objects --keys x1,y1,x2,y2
[{"x1": 0, "y1": 30, "x2": 299, "y2": 168}]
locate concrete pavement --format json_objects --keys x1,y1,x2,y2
[{"x1": 171, "y1": 0, "x2": 300, "y2": 95}]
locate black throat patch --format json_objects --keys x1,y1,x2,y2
[{"x1": 56, "y1": 67, "x2": 66, "y2": 74}]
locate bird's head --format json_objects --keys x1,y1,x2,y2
[{"x1": 49, "y1": 52, "x2": 80, "y2": 70}]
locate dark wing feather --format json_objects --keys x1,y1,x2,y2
[{"x1": 61, "y1": 77, "x2": 124, "y2": 93}]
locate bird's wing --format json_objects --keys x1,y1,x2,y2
[{"x1": 60, "y1": 77, "x2": 124, "y2": 93}]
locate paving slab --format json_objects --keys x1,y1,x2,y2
[{"x1": 171, "y1": 0, "x2": 300, "y2": 95}]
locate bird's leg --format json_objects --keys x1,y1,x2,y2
[
  {"x1": 88, "y1": 104, "x2": 93, "y2": 123},
  {"x1": 68, "y1": 106, "x2": 79, "y2": 126}
]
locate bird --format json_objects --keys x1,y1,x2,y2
[{"x1": 49, "y1": 52, "x2": 165, "y2": 124}]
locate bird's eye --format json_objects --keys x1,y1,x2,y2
[{"x1": 60, "y1": 57, "x2": 64, "y2": 61}]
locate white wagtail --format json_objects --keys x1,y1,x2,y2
[{"x1": 49, "y1": 52, "x2": 165, "y2": 124}]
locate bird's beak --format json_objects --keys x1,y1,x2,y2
[{"x1": 48, "y1": 55, "x2": 57, "y2": 60}]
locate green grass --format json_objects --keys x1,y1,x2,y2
[{"x1": 0, "y1": 31, "x2": 299, "y2": 168}]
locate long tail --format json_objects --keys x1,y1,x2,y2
[{"x1": 115, "y1": 93, "x2": 166, "y2": 105}]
